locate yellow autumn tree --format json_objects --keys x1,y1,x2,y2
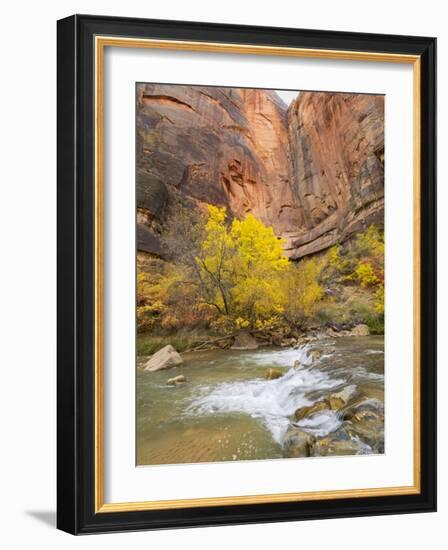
[
  {"x1": 194, "y1": 205, "x2": 235, "y2": 315},
  {"x1": 192, "y1": 207, "x2": 289, "y2": 326},
  {"x1": 354, "y1": 225, "x2": 384, "y2": 315},
  {"x1": 283, "y1": 258, "x2": 324, "y2": 327},
  {"x1": 152, "y1": 203, "x2": 326, "y2": 333},
  {"x1": 230, "y1": 213, "x2": 289, "y2": 322}
]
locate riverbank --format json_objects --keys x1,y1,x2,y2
[
  {"x1": 136, "y1": 321, "x2": 379, "y2": 357},
  {"x1": 136, "y1": 336, "x2": 384, "y2": 465}
]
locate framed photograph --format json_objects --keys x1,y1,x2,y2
[{"x1": 57, "y1": 14, "x2": 436, "y2": 534}]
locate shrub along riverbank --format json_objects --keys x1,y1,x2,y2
[{"x1": 137, "y1": 204, "x2": 384, "y2": 356}]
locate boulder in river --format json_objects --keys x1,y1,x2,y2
[
  {"x1": 349, "y1": 324, "x2": 370, "y2": 336},
  {"x1": 312, "y1": 426, "x2": 370, "y2": 456},
  {"x1": 342, "y1": 398, "x2": 384, "y2": 421},
  {"x1": 144, "y1": 345, "x2": 183, "y2": 372},
  {"x1": 294, "y1": 336, "x2": 309, "y2": 347},
  {"x1": 308, "y1": 349, "x2": 321, "y2": 363},
  {"x1": 283, "y1": 427, "x2": 315, "y2": 458},
  {"x1": 167, "y1": 374, "x2": 187, "y2": 386},
  {"x1": 342, "y1": 399, "x2": 384, "y2": 453},
  {"x1": 295, "y1": 390, "x2": 354, "y2": 421},
  {"x1": 266, "y1": 368, "x2": 283, "y2": 380},
  {"x1": 350, "y1": 420, "x2": 384, "y2": 453},
  {"x1": 231, "y1": 330, "x2": 258, "y2": 350},
  {"x1": 294, "y1": 399, "x2": 331, "y2": 421},
  {"x1": 328, "y1": 385, "x2": 358, "y2": 408},
  {"x1": 342, "y1": 398, "x2": 384, "y2": 452},
  {"x1": 326, "y1": 396, "x2": 345, "y2": 410}
]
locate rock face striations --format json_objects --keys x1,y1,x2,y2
[
  {"x1": 136, "y1": 84, "x2": 384, "y2": 259},
  {"x1": 285, "y1": 92, "x2": 384, "y2": 258}
]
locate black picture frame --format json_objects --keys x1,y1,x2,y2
[{"x1": 57, "y1": 14, "x2": 436, "y2": 535}]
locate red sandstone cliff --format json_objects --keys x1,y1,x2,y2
[
  {"x1": 285, "y1": 92, "x2": 384, "y2": 258},
  {"x1": 136, "y1": 85, "x2": 384, "y2": 258}
]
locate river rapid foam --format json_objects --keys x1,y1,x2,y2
[{"x1": 186, "y1": 345, "x2": 347, "y2": 443}]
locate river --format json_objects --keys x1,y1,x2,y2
[{"x1": 136, "y1": 336, "x2": 384, "y2": 465}]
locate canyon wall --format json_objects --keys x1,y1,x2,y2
[
  {"x1": 136, "y1": 84, "x2": 384, "y2": 259},
  {"x1": 285, "y1": 92, "x2": 384, "y2": 258}
]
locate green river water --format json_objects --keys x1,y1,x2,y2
[{"x1": 136, "y1": 336, "x2": 384, "y2": 465}]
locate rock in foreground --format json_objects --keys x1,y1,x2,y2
[
  {"x1": 312, "y1": 426, "x2": 370, "y2": 456},
  {"x1": 284, "y1": 427, "x2": 315, "y2": 458},
  {"x1": 167, "y1": 374, "x2": 187, "y2": 386},
  {"x1": 294, "y1": 400, "x2": 332, "y2": 421},
  {"x1": 231, "y1": 330, "x2": 258, "y2": 350},
  {"x1": 266, "y1": 368, "x2": 284, "y2": 380},
  {"x1": 144, "y1": 345, "x2": 183, "y2": 372},
  {"x1": 350, "y1": 324, "x2": 370, "y2": 337},
  {"x1": 294, "y1": 386, "x2": 357, "y2": 421}
]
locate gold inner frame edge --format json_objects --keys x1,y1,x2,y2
[{"x1": 94, "y1": 35, "x2": 421, "y2": 513}]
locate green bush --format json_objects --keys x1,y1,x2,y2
[
  {"x1": 365, "y1": 314, "x2": 384, "y2": 335},
  {"x1": 136, "y1": 330, "x2": 214, "y2": 356}
]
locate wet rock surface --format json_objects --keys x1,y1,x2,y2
[
  {"x1": 294, "y1": 399, "x2": 332, "y2": 422},
  {"x1": 283, "y1": 427, "x2": 315, "y2": 458},
  {"x1": 312, "y1": 426, "x2": 370, "y2": 456},
  {"x1": 144, "y1": 344, "x2": 184, "y2": 372},
  {"x1": 266, "y1": 368, "x2": 284, "y2": 380},
  {"x1": 167, "y1": 375, "x2": 187, "y2": 386},
  {"x1": 231, "y1": 330, "x2": 259, "y2": 350},
  {"x1": 289, "y1": 354, "x2": 384, "y2": 457}
]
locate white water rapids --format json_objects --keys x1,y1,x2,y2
[
  {"x1": 186, "y1": 345, "x2": 347, "y2": 444},
  {"x1": 137, "y1": 336, "x2": 385, "y2": 464}
]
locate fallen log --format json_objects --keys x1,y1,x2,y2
[{"x1": 189, "y1": 334, "x2": 235, "y2": 352}]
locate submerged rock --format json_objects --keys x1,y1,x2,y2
[
  {"x1": 308, "y1": 350, "x2": 321, "y2": 363},
  {"x1": 283, "y1": 427, "x2": 315, "y2": 458},
  {"x1": 167, "y1": 374, "x2": 187, "y2": 386},
  {"x1": 294, "y1": 400, "x2": 331, "y2": 421},
  {"x1": 312, "y1": 426, "x2": 370, "y2": 456},
  {"x1": 342, "y1": 398, "x2": 384, "y2": 421},
  {"x1": 231, "y1": 330, "x2": 258, "y2": 350},
  {"x1": 266, "y1": 368, "x2": 284, "y2": 380},
  {"x1": 329, "y1": 385, "x2": 358, "y2": 406},
  {"x1": 326, "y1": 396, "x2": 345, "y2": 410},
  {"x1": 294, "y1": 336, "x2": 309, "y2": 347},
  {"x1": 350, "y1": 422, "x2": 384, "y2": 453},
  {"x1": 144, "y1": 344, "x2": 183, "y2": 372},
  {"x1": 342, "y1": 398, "x2": 384, "y2": 452},
  {"x1": 295, "y1": 388, "x2": 356, "y2": 422}
]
